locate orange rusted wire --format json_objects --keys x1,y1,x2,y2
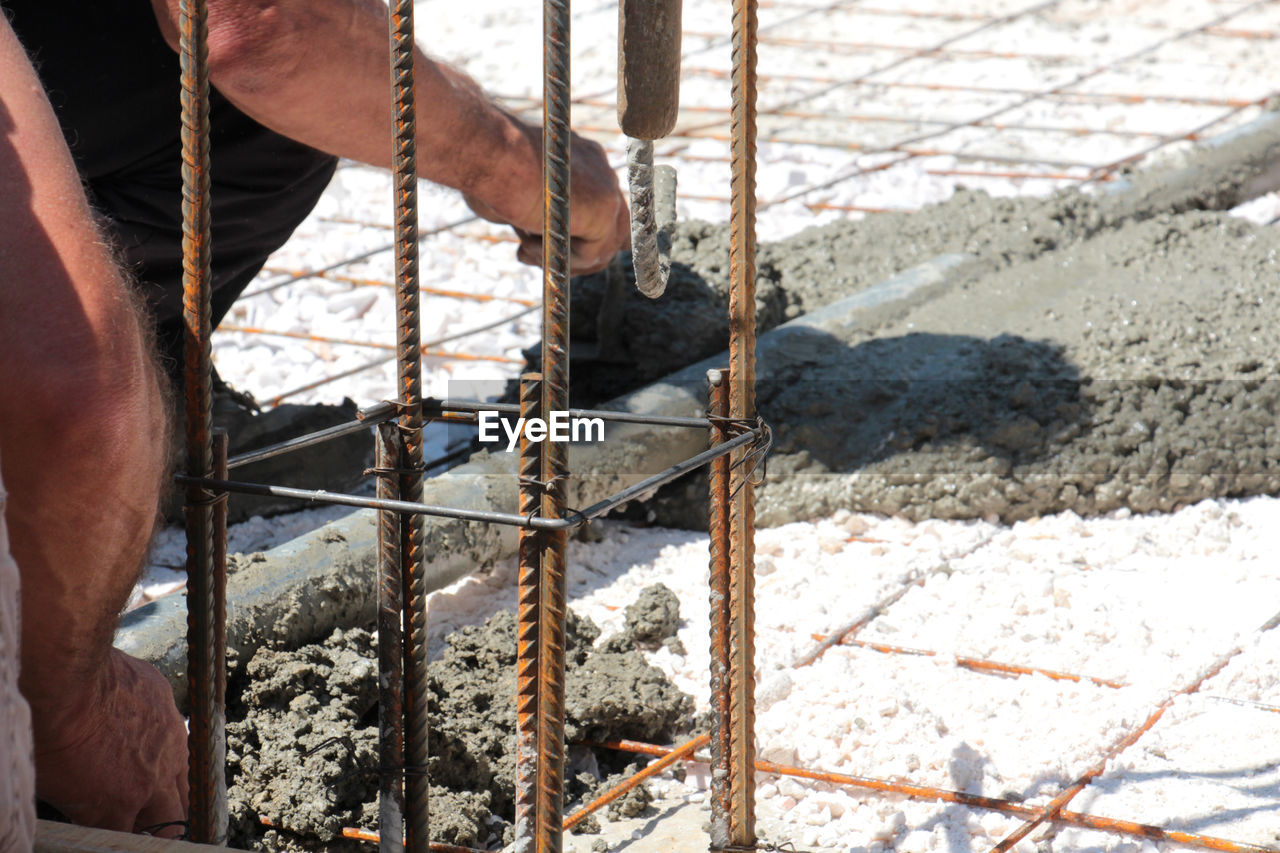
[
  {"x1": 338, "y1": 735, "x2": 711, "y2": 846},
  {"x1": 563, "y1": 733, "x2": 710, "y2": 831},
  {"x1": 810, "y1": 634, "x2": 1127, "y2": 689},
  {"x1": 589, "y1": 740, "x2": 1279, "y2": 853},
  {"x1": 217, "y1": 324, "x2": 522, "y2": 364},
  {"x1": 340, "y1": 827, "x2": 484, "y2": 853},
  {"x1": 683, "y1": 30, "x2": 1078, "y2": 62},
  {"x1": 991, "y1": 609, "x2": 1280, "y2": 853},
  {"x1": 327, "y1": 273, "x2": 535, "y2": 304},
  {"x1": 685, "y1": 66, "x2": 1259, "y2": 109}
]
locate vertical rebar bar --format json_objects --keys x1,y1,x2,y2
[
  {"x1": 515, "y1": 373, "x2": 545, "y2": 853},
  {"x1": 387, "y1": 0, "x2": 429, "y2": 848},
  {"x1": 178, "y1": 0, "x2": 222, "y2": 839},
  {"x1": 706, "y1": 369, "x2": 733, "y2": 850},
  {"x1": 376, "y1": 423, "x2": 406, "y2": 853},
  {"x1": 727, "y1": 0, "x2": 759, "y2": 840},
  {"x1": 538, "y1": 0, "x2": 572, "y2": 842}
]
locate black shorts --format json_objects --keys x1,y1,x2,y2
[{"x1": 3, "y1": 0, "x2": 338, "y2": 378}]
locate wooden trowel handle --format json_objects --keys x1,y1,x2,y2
[{"x1": 618, "y1": 0, "x2": 682, "y2": 140}]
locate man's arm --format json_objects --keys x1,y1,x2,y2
[
  {"x1": 150, "y1": 0, "x2": 629, "y2": 273},
  {"x1": 0, "y1": 16, "x2": 188, "y2": 834}
]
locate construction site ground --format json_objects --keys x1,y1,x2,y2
[{"x1": 121, "y1": 0, "x2": 1280, "y2": 851}]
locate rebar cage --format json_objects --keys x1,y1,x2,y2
[{"x1": 174, "y1": 0, "x2": 764, "y2": 849}]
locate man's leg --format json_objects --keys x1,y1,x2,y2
[{"x1": 0, "y1": 16, "x2": 187, "y2": 834}]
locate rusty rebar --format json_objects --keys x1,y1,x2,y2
[
  {"x1": 339, "y1": 829, "x2": 486, "y2": 853},
  {"x1": 387, "y1": 0, "x2": 429, "y2": 848},
  {"x1": 515, "y1": 374, "x2": 545, "y2": 853},
  {"x1": 563, "y1": 734, "x2": 711, "y2": 832},
  {"x1": 536, "y1": 0, "x2": 573, "y2": 844},
  {"x1": 376, "y1": 423, "x2": 406, "y2": 852},
  {"x1": 725, "y1": 0, "x2": 759, "y2": 839},
  {"x1": 591, "y1": 739, "x2": 1279, "y2": 853},
  {"x1": 178, "y1": 0, "x2": 224, "y2": 839},
  {"x1": 990, "y1": 624, "x2": 1278, "y2": 853},
  {"x1": 815, "y1": 635, "x2": 1127, "y2": 689},
  {"x1": 706, "y1": 369, "x2": 732, "y2": 850}
]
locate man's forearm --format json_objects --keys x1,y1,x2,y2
[
  {"x1": 0, "y1": 14, "x2": 170, "y2": 739},
  {"x1": 151, "y1": 0, "x2": 541, "y2": 225}
]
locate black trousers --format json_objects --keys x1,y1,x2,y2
[{"x1": 3, "y1": 0, "x2": 338, "y2": 380}]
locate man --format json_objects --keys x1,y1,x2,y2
[{"x1": 0, "y1": 0, "x2": 629, "y2": 842}]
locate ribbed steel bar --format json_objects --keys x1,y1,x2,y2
[
  {"x1": 726, "y1": 0, "x2": 759, "y2": 839},
  {"x1": 537, "y1": 0, "x2": 572, "y2": 843},
  {"x1": 706, "y1": 369, "x2": 732, "y2": 849},
  {"x1": 178, "y1": 0, "x2": 223, "y2": 839},
  {"x1": 515, "y1": 374, "x2": 545, "y2": 853},
  {"x1": 376, "y1": 424, "x2": 406, "y2": 852},
  {"x1": 387, "y1": 0, "x2": 429, "y2": 848}
]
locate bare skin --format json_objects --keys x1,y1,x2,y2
[
  {"x1": 150, "y1": 0, "x2": 630, "y2": 273},
  {"x1": 4, "y1": 0, "x2": 630, "y2": 837},
  {"x1": 0, "y1": 16, "x2": 186, "y2": 834}
]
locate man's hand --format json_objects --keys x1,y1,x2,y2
[
  {"x1": 34, "y1": 650, "x2": 189, "y2": 837},
  {"x1": 465, "y1": 125, "x2": 630, "y2": 276}
]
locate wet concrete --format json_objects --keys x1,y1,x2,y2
[
  {"x1": 753, "y1": 210, "x2": 1280, "y2": 523},
  {"x1": 561, "y1": 112, "x2": 1280, "y2": 407},
  {"x1": 573, "y1": 121, "x2": 1280, "y2": 526},
  {"x1": 226, "y1": 605, "x2": 693, "y2": 850}
]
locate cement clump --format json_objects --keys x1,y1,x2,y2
[{"x1": 226, "y1": 607, "x2": 693, "y2": 850}]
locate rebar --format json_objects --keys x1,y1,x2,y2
[
  {"x1": 515, "y1": 374, "x2": 545, "y2": 853},
  {"x1": 178, "y1": 0, "x2": 224, "y2": 839},
  {"x1": 535, "y1": 0, "x2": 573, "y2": 842},
  {"x1": 991, "y1": 610, "x2": 1280, "y2": 853},
  {"x1": 563, "y1": 733, "x2": 710, "y2": 831},
  {"x1": 376, "y1": 423, "x2": 406, "y2": 852},
  {"x1": 725, "y1": 0, "x2": 760, "y2": 838},
  {"x1": 706, "y1": 369, "x2": 732, "y2": 850},
  {"x1": 592, "y1": 739, "x2": 1279, "y2": 853},
  {"x1": 817, "y1": 635, "x2": 1127, "y2": 689},
  {"x1": 387, "y1": 0, "x2": 429, "y2": 847}
]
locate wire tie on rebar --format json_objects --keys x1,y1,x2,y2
[
  {"x1": 363, "y1": 465, "x2": 422, "y2": 478},
  {"x1": 726, "y1": 416, "x2": 773, "y2": 498},
  {"x1": 186, "y1": 488, "x2": 230, "y2": 509}
]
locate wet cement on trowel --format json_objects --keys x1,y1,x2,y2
[
  {"x1": 556, "y1": 166, "x2": 1280, "y2": 525},
  {"x1": 226, "y1": 586, "x2": 692, "y2": 851}
]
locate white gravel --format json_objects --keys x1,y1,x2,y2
[{"x1": 135, "y1": 0, "x2": 1280, "y2": 849}]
